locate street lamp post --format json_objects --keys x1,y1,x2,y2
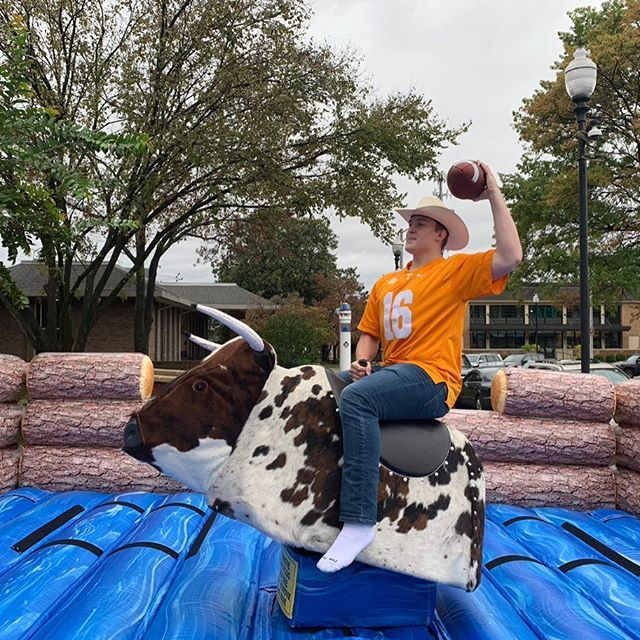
[
  {"x1": 392, "y1": 230, "x2": 406, "y2": 270},
  {"x1": 564, "y1": 46, "x2": 597, "y2": 374},
  {"x1": 532, "y1": 293, "x2": 539, "y2": 353}
]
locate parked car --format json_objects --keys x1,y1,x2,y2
[
  {"x1": 503, "y1": 352, "x2": 546, "y2": 367},
  {"x1": 465, "y1": 353, "x2": 504, "y2": 367},
  {"x1": 524, "y1": 361, "x2": 631, "y2": 384},
  {"x1": 456, "y1": 365, "x2": 504, "y2": 410},
  {"x1": 614, "y1": 355, "x2": 640, "y2": 378},
  {"x1": 461, "y1": 354, "x2": 473, "y2": 376}
]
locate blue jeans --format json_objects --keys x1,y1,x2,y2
[{"x1": 337, "y1": 364, "x2": 449, "y2": 525}]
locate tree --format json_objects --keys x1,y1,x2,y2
[
  {"x1": 211, "y1": 211, "x2": 341, "y2": 305},
  {"x1": 0, "y1": 0, "x2": 463, "y2": 353},
  {"x1": 504, "y1": 0, "x2": 640, "y2": 306},
  {"x1": 0, "y1": 18, "x2": 146, "y2": 352}
]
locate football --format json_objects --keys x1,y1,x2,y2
[{"x1": 446, "y1": 161, "x2": 486, "y2": 200}]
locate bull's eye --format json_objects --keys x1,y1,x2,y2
[{"x1": 193, "y1": 380, "x2": 208, "y2": 393}]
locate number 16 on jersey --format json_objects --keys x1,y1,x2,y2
[{"x1": 383, "y1": 290, "x2": 413, "y2": 340}]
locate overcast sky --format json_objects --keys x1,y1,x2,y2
[{"x1": 154, "y1": 0, "x2": 604, "y2": 291}]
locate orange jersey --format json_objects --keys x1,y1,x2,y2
[{"x1": 357, "y1": 250, "x2": 508, "y2": 408}]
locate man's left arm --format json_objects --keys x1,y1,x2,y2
[{"x1": 475, "y1": 161, "x2": 523, "y2": 280}]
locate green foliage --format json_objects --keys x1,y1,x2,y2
[
  {"x1": 251, "y1": 301, "x2": 325, "y2": 367},
  {"x1": 0, "y1": 17, "x2": 147, "y2": 347},
  {"x1": 505, "y1": 0, "x2": 640, "y2": 305},
  {"x1": 212, "y1": 212, "x2": 340, "y2": 305}
]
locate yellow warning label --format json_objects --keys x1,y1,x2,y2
[{"x1": 276, "y1": 547, "x2": 299, "y2": 619}]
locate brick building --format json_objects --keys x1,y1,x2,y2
[
  {"x1": 464, "y1": 284, "x2": 640, "y2": 358},
  {"x1": 0, "y1": 262, "x2": 275, "y2": 362}
]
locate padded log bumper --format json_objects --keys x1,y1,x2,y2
[
  {"x1": 0, "y1": 446, "x2": 19, "y2": 492},
  {"x1": 0, "y1": 355, "x2": 27, "y2": 402},
  {"x1": 484, "y1": 462, "x2": 616, "y2": 510},
  {"x1": 491, "y1": 367, "x2": 615, "y2": 423},
  {"x1": 614, "y1": 379, "x2": 640, "y2": 428},
  {"x1": 27, "y1": 353, "x2": 154, "y2": 400},
  {"x1": 20, "y1": 446, "x2": 185, "y2": 493},
  {"x1": 616, "y1": 468, "x2": 640, "y2": 514},
  {"x1": 0, "y1": 404, "x2": 24, "y2": 448},
  {"x1": 22, "y1": 399, "x2": 146, "y2": 447},
  {"x1": 446, "y1": 409, "x2": 616, "y2": 466}
]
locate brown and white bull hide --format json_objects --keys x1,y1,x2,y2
[{"x1": 126, "y1": 337, "x2": 483, "y2": 591}]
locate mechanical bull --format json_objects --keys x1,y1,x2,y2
[{"x1": 123, "y1": 306, "x2": 484, "y2": 590}]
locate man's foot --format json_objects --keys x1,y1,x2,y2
[{"x1": 316, "y1": 523, "x2": 376, "y2": 573}]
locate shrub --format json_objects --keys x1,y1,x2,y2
[{"x1": 258, "y1": 314, "x2": 324, "y2": 368}]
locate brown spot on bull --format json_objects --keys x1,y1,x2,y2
[
  {"x1": 461, "y1": 481, "x2": 484, "y2": 590},
  {"x1": 279, "y1": 394, "x2": 343, "y2": 526},
  {"x1": 300, "y1": 366, "x2": 316, "y2": 380},
  {"x1": 258, "y1": 406, "x2": 273, "y2": 420},
  {"x1": 275, "y1": 375, "x2": 302, "y2": 407},
  {"x1": 266, "y1": 453, "x2": 286, "y2": 470},
  {"x1": 212, "y1": 499, "x2": 235, "y2": 518},
  {"x1": 257, "y1": 390, "x2": 268, "y2": 403},
  {"x1": 396, "y1": 494, "x2": 451, "y2": 533},
  {"x1": 377, "y1": 469, "x2": 410, "y2": 522},
  {"x1": 281, "y1": 485, "x2": 309, "y2": 505},
  {"x1": 253, "y1": 445, "x2": 270, "y2": 457},
  {"x1": 429, "y1": 445, "x2": 465, "y2": 486},
  {"x1": 311, "y1": 384, "x2": 321, "y2": 395},
  {"x1": 130, "y1": 340, "x2": 275, "y2": 456},
  {"x1": 301, "y1": 509, "x2": 323, "y2": 525}
]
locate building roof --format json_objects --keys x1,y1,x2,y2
[
  {"x1": 159, "y1": 283, "x2": 276, "y2": 310},
  {"x1": 7, "y1": 261, "x2": 274, "y2": 311}
]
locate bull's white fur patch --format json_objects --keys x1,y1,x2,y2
[
  {"x1": 207, "y1": 364, "x2": 484, "y2": 590},
  {"x1": 153, "y1": 438, "x2": 232, "y2": 494}
]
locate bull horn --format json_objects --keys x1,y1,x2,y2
[
  {"x1": 184, "y1": 331, "x2": 220, "y2": 353},
  {"x1": 193, "y1": 304, "x2": 265, "y2": 352}
]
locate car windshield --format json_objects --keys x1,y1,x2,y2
[
  {"x1": 503, "y1": 355, "x2": 522, "y2": 365},
  {"x1": 480, "y1": 367, "x2": 503, "y2": 382},
  {"x1": 589, "y1": 369, "x2": 631, "y2": 384},
  {"x1": 625, "y1": 356, "x2": 639, "y2": 363},
  {"x1": 466, "y1": 355, "x2": 480, "y2": 364},
  {"x1": 462, "y1": 355, "x2": 471, "y2": 367},
  {"x1": 565, "y1": 367, "x2": 630, "y2": 384}
]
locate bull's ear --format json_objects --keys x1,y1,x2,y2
[{"x1": 256, "y1": 344, "x2": 276, "y2": 373}]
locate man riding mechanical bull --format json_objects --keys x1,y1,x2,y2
[{"x1": 123, "y1": 161, "x2": 522, "y2": 591}]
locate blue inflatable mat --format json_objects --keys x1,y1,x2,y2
[
  {"x1": 534, "y1": 506, "x2": 640, "y2": 569},
  {"x1": 30, "y1": 493, "x2": 209, "y2": 640},
  {"x1": 436, "y1": 579, "x2": 537, "y2": 640},
  {"x1": 0, "y1": 489, "x2": 638, "y2": 639},
  {"x1": 589, "y1": 509, "x2": 640, "y2": 547},
  {"x1": 483, "y1": 517, "x2": 632, "y2": 640},
  {"x1": 0, "y1": 488, "x2": 49, "y2": 522},
  {"x1": 488, "y1": 504, "x2": 640, "y2": 639},
  {"x1": 0, "y1": 491, "x2": 159, "y2": 640}
]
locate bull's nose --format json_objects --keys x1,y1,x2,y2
[{"x1": 123, "y1": 417, "x2": 143, "y2": 450}]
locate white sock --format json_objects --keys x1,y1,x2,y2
[{"x1": 316, "y1": 523, "x2": 376, "y2": 573}]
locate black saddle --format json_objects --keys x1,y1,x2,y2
[{"x1": 325, "y1": 369, "x2": 451, "y2": 478}]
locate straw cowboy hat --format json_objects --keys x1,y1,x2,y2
[{"x1": 395, "y1": 195, "x2": 469, "y2": 251}]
